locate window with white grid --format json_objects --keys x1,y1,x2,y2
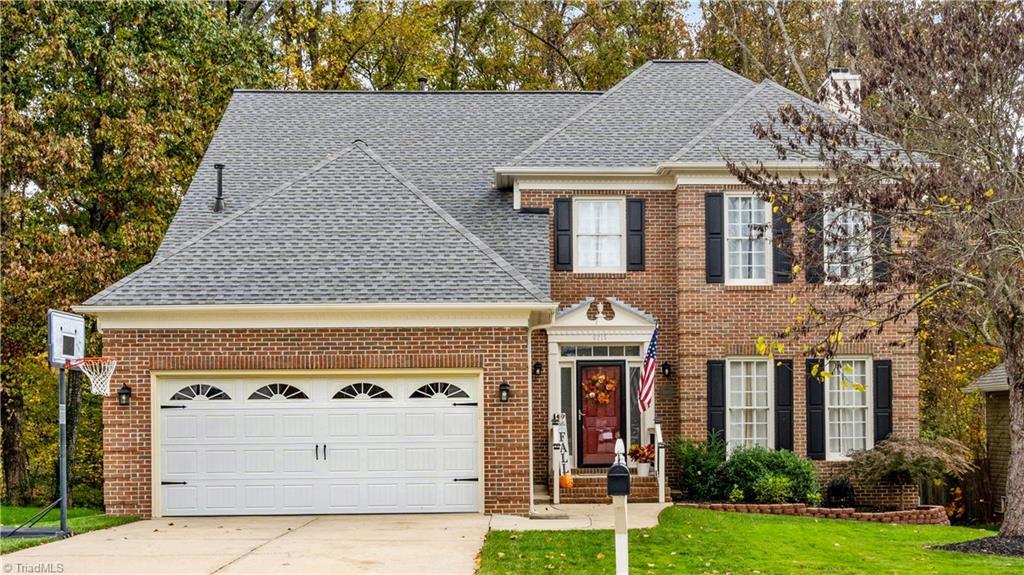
[
  {"x1": 824, "y1": 206, "x2": 872, "y2": 283},
  {"x1": 725, "y1": 195, "x2": 771, "y2": 284},
  {"x1": 726, "y1": 359, "x2": 772, "y2": 449},
  {"x1": 825, "y1": 359, "x2": 872, "y2": 458},
  {"x1": 574, "y1": 198, "x2": 625, "y2": 272}
]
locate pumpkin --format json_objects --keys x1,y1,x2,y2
[{"x1": 559, "y1": 474, "x2": 574, "y2": 489}]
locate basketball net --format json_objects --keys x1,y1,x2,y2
[{"x1": 68, "y1": 357, "x2": 117, "y2": 396}]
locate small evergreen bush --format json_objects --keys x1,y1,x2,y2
[
  {"x1": 721, "y1": 446, "x2": 817, "y2": 503},
  {"x1": 753, "y1": 474, "x2": 793, "y2": 503},
  {"x1": 671, "y1": 431, "x2": 728, "y2": 501}
]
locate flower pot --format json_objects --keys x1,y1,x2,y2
[{"x1": 636, "y1": 462, "x2": 651, "y2": 477}]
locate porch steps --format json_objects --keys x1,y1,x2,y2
[{"x1": 552, "y1": 468, "x2": 660, "y2": 504}]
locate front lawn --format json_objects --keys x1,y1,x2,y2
[
  {"x1": 479, "y1": 506, "x2": 1023, "y2": 574},
  {"x1": 0, "y1": 505, "x2": 137, "y2": 554}
]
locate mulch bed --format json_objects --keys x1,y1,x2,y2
[{"x1": 934, "y1": 536, "x2": 1024, "y2": 557}]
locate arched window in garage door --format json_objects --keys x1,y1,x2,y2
[
  {"x1": 248, "y1": 383, "x2": 309, "y2": 400},
  {"x1": 170, "y1": 384, "x2": 231, "y2": 401},
  {"x1": 410, "y1": 382, "x2": 469, "y2": 399},
  {"x1": 333, "y1": 383, "x2": 393, "y2": 399}
]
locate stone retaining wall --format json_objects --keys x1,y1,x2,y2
[{"x1": 678, "y1": 502, "x2": 949, "y2": 525}]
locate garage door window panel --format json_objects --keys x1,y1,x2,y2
[
  {"x1": 410, "y1": 382, "x2": 469, "y2": 399},
  {"x1": 334, "y1": 383, "x2": 393, "y2": 399},
  {"x1": 248, "y1": 383, "x2": 309, "y2": 400},
  {"x1": 170, "y1": 384, "x2": 231, "y2": 401}
]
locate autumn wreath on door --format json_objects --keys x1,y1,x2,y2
[{"x1": 583, "y1": 372, "x2": 617, "y2": 405}]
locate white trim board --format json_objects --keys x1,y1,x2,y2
[{"x1": 74, "y1": 303, "x2": 555, "y2": 330}]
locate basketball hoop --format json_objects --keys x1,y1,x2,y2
[{"x1": 67, "y1": 357, "x2": 117, "y2": 396}]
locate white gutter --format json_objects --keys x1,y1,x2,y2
[{"x1": 74, "y1": 302, "x2": 556, "y2": 313}]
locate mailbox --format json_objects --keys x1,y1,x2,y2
[{"x1": 607, "y1": 461, "x2": 631, "y2": 497}]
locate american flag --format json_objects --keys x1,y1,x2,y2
[{"x1": 639, "y1": 327, "x2": 658, "y2": 412}]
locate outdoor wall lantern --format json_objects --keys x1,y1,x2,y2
[
  {"x1": 661, "y1": 361, "x2": 672, "y2": 378},
  {"x1": 117, "y1": 383, "x2": 132, "y2": 406},
  {"x1": 499, "y1": 382, "x2": 511, "y2": 403},
  {"x1": 533, "y1": 362, "x2": 543, "y2": 376}
]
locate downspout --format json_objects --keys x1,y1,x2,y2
[{"x1": 527, "y1": 318, "x2": 553, "y2": 515}]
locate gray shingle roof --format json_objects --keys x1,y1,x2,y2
[
  {"x1": 85, "y1": 143, "x2": 548, "y2": 305},
  {"x1": 510, "y1": 61, "x2": 895, "y2": 168},
  {"x1": 510, "y1": 60, "x2": 757, "y2": 167},
  {"x1": 967, "y1": 364, "x2": 1009, "y2": 392},
  {"x1": 85, "y1": 60, "x2": 901, "y2": 308},
  {"x1": 89, "y1": 90, "x2": 598, "y2": 306}
]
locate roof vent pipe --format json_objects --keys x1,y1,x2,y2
[
  {"x1": 213, "y1": 163, "x2": 225, "y2": 212},
  {"x1": 417, "y1": 77, "x2": 428, "y2": 92}
]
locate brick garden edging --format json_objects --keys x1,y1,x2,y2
[{"x1": 678, "y1": 502, "x2": 949, "y2": 525}]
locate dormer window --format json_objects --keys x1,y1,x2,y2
[{"x1": 573, "y1": 198, "x2": 626, "y2": 273}]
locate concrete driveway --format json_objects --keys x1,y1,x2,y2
[{"x1": 2, "y1": 514, "x2": 490, "y2": 575}]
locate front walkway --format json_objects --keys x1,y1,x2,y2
[{"x1": 2, "y1": 504, "x2": 671, "y2": 574}]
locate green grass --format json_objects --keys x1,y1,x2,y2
[
  {"x1": 479, "y1": 506, "x2": 1024, "y2": 574},
  {"x1": 1, "y1": 505, "x2": 137, "y2": 554}
]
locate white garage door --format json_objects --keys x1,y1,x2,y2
[{"x1": 158, "y1": 375, "x2": 480, "y2": 516}]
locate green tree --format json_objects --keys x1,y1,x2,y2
[{"x1": 1, "y1": 0, "x2": 277, "y2": 504}]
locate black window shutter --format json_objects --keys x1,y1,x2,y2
[
  {"x1": 806, "y1": 359, "x2": 826, "y2": 460},
  {"x1": 874, "y1": 359, "x2": 893, "y2": 442},
  {"x1": 873, "y1": 212, "x2": 891, "y2": 283},
  {"x1": 773, "y1": 208, "x2": 793, "y2": 283},
  {"x1": 626, "y1": 198, "x2": 645, "y2": 271},
  {"x1": 774, "y1": 360, "x2": 794, "y2": 451},
  {"x1": 705, "y1": 193, "x2": 724, "y2": 283},
  {"x1": 805, "y1": 198, "x2": 825, "y2": 284},
  {"x1": 707, "y1": 360, "x2": 726, "y2": 439},
  {"x1": 554, "y1": 198, "x2": 572, "y2": 271}
]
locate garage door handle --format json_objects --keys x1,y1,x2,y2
[
  {"x1": 315, "y1": 444, "x2": 319, "y2": 461},
  {"x1": 453, "y1": 477, "x2": 479, "y2": 482},
  {"x1": 161, "y1": 481, "x2": 187, "y2": 485},
  {"x1": 452, "y1": 402, "x2": 478, "y2": 406},
  {"x1": 161, "y1": 405, "x2": 186, "y2": 409},
  {"x1": 323, "y1": 444, "x2": 327, "y2": 460}
]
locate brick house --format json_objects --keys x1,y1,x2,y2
[{"x1": 78, "y1": 60, "x2": 918, "y2": 518}]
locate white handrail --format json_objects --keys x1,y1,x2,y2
[{"x1": 655, "y1": 421, "x2": 666, "y2": 503}]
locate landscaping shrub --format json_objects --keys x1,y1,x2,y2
[
  {"x1": 847, "y1": 436, "x2": 973, "y2": 485},
  {"x1": 753, "y1": 474, "x2": 793, "y2": 503},
  {"x1": 721, "y1": 447, "x2": 817, "y2": 503},
  {"x1": 671, "y1": 431, "x2": 727, "y2": 501}
]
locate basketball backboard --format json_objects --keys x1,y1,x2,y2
[{"x1": 48, "y1": 310, "x2": 85, "y2": 368}]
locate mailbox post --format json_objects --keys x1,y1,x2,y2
[{"x1": 608, "y1": 439, "x2": 631, "y2": 575}]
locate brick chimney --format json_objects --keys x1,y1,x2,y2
[{"x1": 819, "y1": 67, "x2": 861, "y2": 122}]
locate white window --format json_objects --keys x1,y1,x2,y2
[
  {"x1": 824, "y1": 206, "x2": 872, "y2": 283},
  {"x1": 726, "y1": 359, "x2": 772, "y2": 449},
  {"x1": 725, "y1": 195, "x2": 771, "y2": 284},
  {"x1": 574, "y1": 198, "x2": 625, "y2": 272},
  {"x1": 825, "y1": 358, "x2": 872, "y2": 459}
]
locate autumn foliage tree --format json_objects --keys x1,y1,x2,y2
[
  {"x1": 731, "y1": 1, "x2": 1024, "y2": 536},
  {"x1": 1, "y1": 0, "x2": 276, "y2": 504}
]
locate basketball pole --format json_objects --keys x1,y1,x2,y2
[{"x1": 58, "y1": 364, "x2": 69, "y2": 535}]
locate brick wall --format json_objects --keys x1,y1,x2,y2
[
  {"x1": 522, "y1": 188, "x2": 680, "y2": 482},
  {"x1": 100, "y1": 326, "x2": 530, "y2": 517},
  {"x1": 522, "y1": 184, "x2": 919, "y2": 509},
  {"x1": 815, "y1": 461, "x2": 921, "y2": 510}
]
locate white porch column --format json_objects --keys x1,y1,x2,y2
[{"x1": 547, "y1": 339, "x2": 561, "y2": 478}]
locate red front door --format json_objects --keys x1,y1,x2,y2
[{"x1": 578, "y1": 362, "x2": 625, "y2": 466}]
